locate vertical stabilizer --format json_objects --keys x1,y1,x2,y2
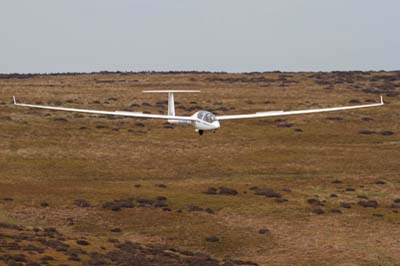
[
  {"x1": 168, "y1": 92, "x2": 175, "y2": 116},
  {"x1": 142, "y1": 90, "x2": 200, "y2": 121}
]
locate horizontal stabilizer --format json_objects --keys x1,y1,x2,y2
[{"x1": 143, "y1": 90, "x2": 200, "y2": 93}]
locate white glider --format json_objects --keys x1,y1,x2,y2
[{"x1": 13, "y1": 90, "x2": 384, "y2": 135}]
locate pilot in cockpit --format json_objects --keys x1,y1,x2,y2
[{"x1": 205, "y1": 113, "x2": 210, "y2": 122}]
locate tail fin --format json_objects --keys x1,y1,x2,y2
[
  {"x1": 143, "y1": 90, "x2": 200, "y2": 117},
  {"x1": 168, "y1": 92, "x2": 175, "y2": 116}
]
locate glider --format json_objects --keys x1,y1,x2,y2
[{"x1": 13, "y1": 90, "x2": 384, "y2": 135}]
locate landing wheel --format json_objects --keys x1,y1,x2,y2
[{"x1": 198, "y1": 130, "x2": 204, "y2": 136}]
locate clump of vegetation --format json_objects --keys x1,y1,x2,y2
[
  {"x1": 73, "y1": 199, "x2": 91, "y2": 208},
  {"x1": 203, "y1": 186, "x2": 238, "y2": 195}
]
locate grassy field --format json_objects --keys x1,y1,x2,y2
[{"x1": 0, "y1": 71, "x2": 399, "y2": 265}]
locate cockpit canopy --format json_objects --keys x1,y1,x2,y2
[{"x1": 197, "y1": 111, "x2": 216, "y2": 123}]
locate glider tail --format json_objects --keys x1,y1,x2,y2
[
  {"x1": 168, "y1": 92, "x2": 175, "y2": 116},
  {"x1": 142, "y1": 90, "x2": 200, "y2": 124}
]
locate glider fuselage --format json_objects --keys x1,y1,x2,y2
[{"x1": 168, "y1": 110, "x2": 220, "y2": 131}]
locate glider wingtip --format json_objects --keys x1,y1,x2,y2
[
  {"x1": 380, "y1": 95, "x2": 384, "y2": 105},
  {"x1": 12, "y1": 96, "x2": 16, "y2": 104}
]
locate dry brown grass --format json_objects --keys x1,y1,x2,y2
[{"x1": 0, "y1": 71, "x2": 399, "y2": 265}]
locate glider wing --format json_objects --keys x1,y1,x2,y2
[
  {"x1": 13, "y1": 96, "x2": 197, "y2": 121},
  {"x1": 216, "y1": 96, "x2": 384, "y2": 120}
]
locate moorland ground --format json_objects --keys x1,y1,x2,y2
[{"x1": 0, "y1": 71, "x2": 399, "y2": 266}]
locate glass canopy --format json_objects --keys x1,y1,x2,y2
[{"x1": 197, "y1": 111, "x2": 216, "y2": 123}]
